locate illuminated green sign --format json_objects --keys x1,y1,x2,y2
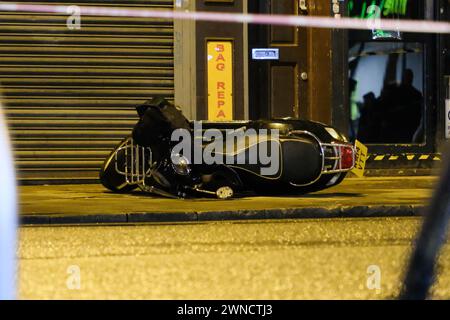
[
  {"x1": 349, "y1": 0, "x2": 412, "y2": 19},
  {"x1": 383, "y1": 0, "x2": 408, "y2": 16},
  {"x1": 348, "y1": 0, "x2": 420, "y2": 39}
]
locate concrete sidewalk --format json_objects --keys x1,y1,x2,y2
[{"x1": 18, "y1": 176, "x2": 437, "y2": 225}]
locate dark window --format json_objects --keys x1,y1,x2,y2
[{"x1": 349, "y1": 42, "x2": 425, "y2": 144}]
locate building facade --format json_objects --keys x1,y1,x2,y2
[{"x1": 0, "y1": 0, "x2": 448, "y2": 182}]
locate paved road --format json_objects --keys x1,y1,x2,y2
[{"x1": 18, "y1": 217, "x2": 450, "y2": 299}]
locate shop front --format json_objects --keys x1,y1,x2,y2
[
  {"x1": 1, "y1": 0, "x2": 447, "y2": 183},
  {"x1": 346, "y1": 0, "x2": 449, "y2": 173}
]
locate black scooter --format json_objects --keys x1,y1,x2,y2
[{"x1": 100, "y1": 97, "x2": 355, "y2": 199}]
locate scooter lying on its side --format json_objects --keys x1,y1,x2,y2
[{"x1": 99, "y1": 97, "x2": 355, "y2": 199}]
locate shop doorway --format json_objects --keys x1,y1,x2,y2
[
  {"x1": 248, "y1": 0, "x2": 308, "y2": 120},
  {"x1": 347, "y1": 0, "x2": 436, "y2": 153}
]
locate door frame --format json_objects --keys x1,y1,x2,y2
[
  {"x1": 248, "y1": 0, "x2": 346, "y2": 128},
  {"x1": 247, "y1": 0, "x2": 307, "y2": 120}
]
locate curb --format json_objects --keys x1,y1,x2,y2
[{"x1": 20, "y1": 205, "x2": 424, "y2": 226}]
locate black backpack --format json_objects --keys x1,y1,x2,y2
[{"x1": 133, "y1": 97, "x2": 191, "y2": 147}]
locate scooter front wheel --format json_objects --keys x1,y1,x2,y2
[{"x1": 215, "y1": 186, "x2": 234, "y2": 200}]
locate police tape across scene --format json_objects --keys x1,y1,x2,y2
[{"x1": 0, "y1": 2, "x2": 449, "y2": 34}]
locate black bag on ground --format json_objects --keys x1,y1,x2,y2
[{"x1": 132, "y1": 97, "x2": 191, "y2": 147}]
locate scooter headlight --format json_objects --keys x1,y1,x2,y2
[{"x1": 171, "y1": 154, "x2": 191, "y2": 176}]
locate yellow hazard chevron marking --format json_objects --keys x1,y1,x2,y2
[{"x1": 368, "y1": 154, "x2": 441, "y2": 161}]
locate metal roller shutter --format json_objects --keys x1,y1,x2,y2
[{"x1": 0, "y1": 0, "x2": 174, "y2": 182}]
